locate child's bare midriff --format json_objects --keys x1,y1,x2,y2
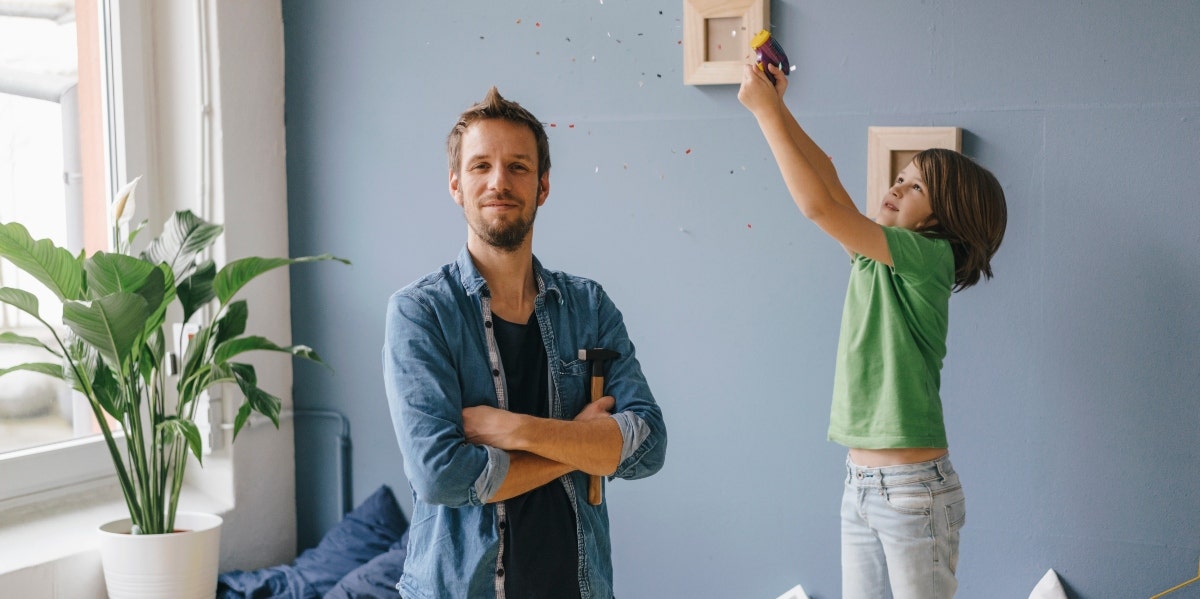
[{"x1": 849, "y1": 447, "x2": 949, "y2": 468}]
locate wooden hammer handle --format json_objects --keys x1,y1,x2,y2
[{"x1": 588, "y1": 376, "x2": 605, "y2": 505}]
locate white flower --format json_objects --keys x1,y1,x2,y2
[{"x1": 111, "y1": 176, "x2": 142, "y2": 227}]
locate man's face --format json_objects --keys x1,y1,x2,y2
[{"x1": 450, "y1": 119, "x2": 549, "y2": 252}]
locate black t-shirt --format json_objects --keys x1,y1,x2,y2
[{"x1": 492, "y1": 313, "x2": 581, "y2": 599}]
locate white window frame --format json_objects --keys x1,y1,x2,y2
[{"x1": 0, "y1": 0, "x2": 153, "y2": 508}]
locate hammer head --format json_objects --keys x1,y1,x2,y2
[{"x1": 578, "y1": 347, "x2": 621, "y2": 376}]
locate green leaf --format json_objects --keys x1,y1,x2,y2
[
  {"x1": 228, "y1": 362, "x2": 281, "y2": 439},
  {"x1": 213, "y1": 301, "x2": 247, "y2": 347},
  {"x1": 62, "y1": 336, "x2": 95, "y2": 393},
  {"x1": 84, "y1": 252, "x2": 158, "y2": 297},
  {"x1": 0, "y1": 221, "x2": 84, "y2": 301},
  {"x1": 140, "y1": 328, "x2": 165, "y2": 386},
  {"x1": 63, "y1": 293, "x2": 151, "y2": 372},
  {"x1": 140, "y1": 210, "x2": 223, "y2": 281},
  {"x1": 0, "y1": 287, "x2": 42, "y2": 322},
  {"x1": 125, "y1": 220, "x2": 148, "y2": 249},
  {"x1": 213, "y1": 254, "x2": 350, "y2": 305},
  {"x1": 0, "y1": 331, "x2": 60, "y2": 356},
  {"x1": 142, "y1": 264, "x2": 175, "y2": 341},
  {"x1": 90, "y1": 359, "x2": 125, "y2": 420},
  {"x1": 233, "y1": 402, "x2": 253, "y2": 439},
  {"x1": 159, "y1": 417, "x2": 203, "y2": 464},
  {"x1": 177, "y1": 260, "x2": 216, "y2": 324},
  {"x1": 180, "y1": 324, "x2": 214, "y2": 384},
  {"x1": 212, "y1": 335, "x2": 324, "y2": 366},
  {"x1": 0, "y1": 362, "x2": 64, "y2": 380}
]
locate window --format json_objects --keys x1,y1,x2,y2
[{"x1": 0, "y1": 0, "x2": 149, "y2": 504}]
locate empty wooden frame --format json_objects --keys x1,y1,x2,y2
[
  {"x1": 866, "y1": 126, "x2": 962, "y2": 217},
  {"x1": 683, "y1": 0, "x2": 767, "y2": 85}
]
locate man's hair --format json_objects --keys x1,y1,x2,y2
[
  {"x1": 914, "y1": 148, "x2": 1008, "y2": 291},
  {"x1": 446, "y1": 87, "x2": 550, "y2": 179}
]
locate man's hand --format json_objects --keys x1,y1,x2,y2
[
  {"x1": 463, "y1": 396, "x2": 615, "y2": 449},
  {"x1": 462, "y1": 405, "x2": 523, "y2": 450},
  {"x1": 464, "y1": 397, "x2": 622, "y2": 476},
  {"x1": 575, "y1": 395, "x2": 615, "y2": 421}
]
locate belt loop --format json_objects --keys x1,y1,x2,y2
[{"x1": 935, "y1": 455, "x2": 948, "y2": 482}]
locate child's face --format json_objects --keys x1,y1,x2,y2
[{"x1": 877, "y1": 161, "x2": 936, "y2": 230}]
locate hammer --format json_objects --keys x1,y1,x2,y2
[{"x1": 577, "y1": 347, "x2": 620, "y2": 505}]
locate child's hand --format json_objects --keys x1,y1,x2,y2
[
  {"x1": 765, "y1": 62, "x2": 788, "y2": 98},
  {"x1": 738, "y1": 64, "x2": 782, "y2": 116}
]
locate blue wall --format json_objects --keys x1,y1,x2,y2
[{"x1": 282, "y1": 1, "x2": 1200, "y2": 597}]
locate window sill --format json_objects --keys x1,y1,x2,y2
[{"x1": 0, "y1": 478, "x2": 231, "y2": 595}]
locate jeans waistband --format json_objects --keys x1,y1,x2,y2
[{"x1": 845, "y1": 453, "x2": 956, "y2": 487}]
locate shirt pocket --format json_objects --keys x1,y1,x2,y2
[{"x1": 554, "y1": 356, "x2": 590, "y2": 418}]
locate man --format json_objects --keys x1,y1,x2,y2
[{"x1": 383, "y1": 87, "x2": 668, "y2": 599}]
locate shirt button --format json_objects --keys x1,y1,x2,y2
[
  {"x1": 492, "y1": 369, "x2": 500, "y2": 377},
  {"x1": 496, "y1": 568, "x2": 505, "y2": 578},
  {"x1": 485, "y1": 320, "x2": 492, "y2": 328}
]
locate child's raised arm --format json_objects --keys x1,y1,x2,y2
[{"x1": 738, "y1": 63, "x2": 892, "y2": 264}]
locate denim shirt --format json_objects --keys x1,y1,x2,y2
[{"x1": 383, "y1": 247, "x2": 668, "y2": 599}]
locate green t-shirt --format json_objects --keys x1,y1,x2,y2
[{"x1": 828, "y1": 227, "x2": 954, "y2": 449}]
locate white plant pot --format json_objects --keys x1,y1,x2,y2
[{"x1": 97, "y1": 512, "x2": 223, "y2": 599}]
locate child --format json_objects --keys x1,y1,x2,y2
[{"x1": 739, "y1": 63, "x2": 1007, "y2": 599}]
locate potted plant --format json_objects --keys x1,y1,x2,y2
[{"x1": 0, "y1": 178, "x2": 348, "y2": 597}]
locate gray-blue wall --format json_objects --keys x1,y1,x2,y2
[{"x1": 282, "y1": 2, "x2": 1200, "y2": 597}]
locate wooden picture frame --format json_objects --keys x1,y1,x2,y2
[
  {"x1": 683, "y1": 0, "x2": 767, "y2": 85},
  {"x1": 865, "y1": 126, "x2": 962, "y2": 217}
]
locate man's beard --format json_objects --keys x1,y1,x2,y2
[{"x1": 467, "y1": 193, "x2": 538, "y2": 252}]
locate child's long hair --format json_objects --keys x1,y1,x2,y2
[{"x1": 914, "y1": 148, "x2": 1007, "y2": 291}]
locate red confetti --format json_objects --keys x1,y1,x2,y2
[
  {"x1": 549, "y1": 123, "x2": 557, "y2": 127},
  {"x1": 568, "y1": 124, "x2": 575, "y2": 128},
  {"x1": 685, "y1": 148, "x2": 692, "y2": 154},
  {"x1": 747, "y1": 224, "x2": 752, "y2": 229},
  {"x1": 535, "y1": 22, "x2": 541, "y2": 27}
]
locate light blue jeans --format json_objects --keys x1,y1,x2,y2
[{"x1": 840, "y1": 454, "x2": 966, "y2": 599}]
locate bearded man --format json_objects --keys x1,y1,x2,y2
[{"x1": 382, "y1": 87, "x2": 668, "y2": 599}]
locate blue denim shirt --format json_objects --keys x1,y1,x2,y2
[{"x1": 383, "y1": 247, "x2": 667, "y2": 599}]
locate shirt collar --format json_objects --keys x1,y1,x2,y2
[{"x1": 454, "y1": 245, "x2": 562, "y2": 302}]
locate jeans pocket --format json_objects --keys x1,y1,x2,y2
[
  {"x1": 884, "y1": 484, "x2": 933, "y2": 516},
  {"x1": 944, "y1": 496, "x2": 967, "y2": 531}
]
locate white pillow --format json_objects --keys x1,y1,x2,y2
[{"x1": 1029, "y1": 568, "x2": 1068, "y2": 599}]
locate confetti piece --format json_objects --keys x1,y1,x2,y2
[
  {"x1": 568, "y1": 124, "x2": 575, "y2": 128},
  {"x1": 549, "y1": 123, "x2": 557, "y2": 127},
  {"x1": 535, "y1": 22, "x2": 541, "y2": 27},
  {"x1": 595, "y1": 167, "x2": 600, "y2": 173},
  {"x1": 516, "y1": 19, "x2": 521, "y2": 24},
  {"x1": 685, "y1": 148, "x2": 692, "y2": 154},
  {"x1": 747, "y1": 224, "x2": 752, "y2": 229}
]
